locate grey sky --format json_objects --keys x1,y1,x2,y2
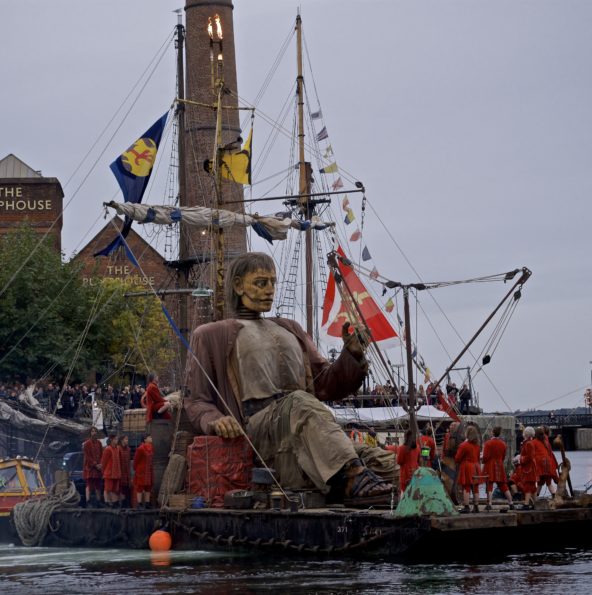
[{"x1": 2, "y1": 0, "x2": 591, "y2": 412}]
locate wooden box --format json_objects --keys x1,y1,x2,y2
[{"x1": 122, "y1": 409, "x2": 147, "y2": 434}]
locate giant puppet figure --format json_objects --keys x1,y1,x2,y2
[{"x1": 184, "y1": 252, "x2": 392, "y2": 506}]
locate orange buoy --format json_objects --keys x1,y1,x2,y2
[{"x1": 149, "y1": 529, "x2": 172, "y2": 552}]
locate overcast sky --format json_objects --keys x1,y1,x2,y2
[{"x1": 2, "y1": 0, "x2": 591, "y2": 412}]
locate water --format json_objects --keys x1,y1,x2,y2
[
  {"x1": 1, "y1": 452, "x2": 590, "y2": 594},
  {"x1": 1, "y1": 547, "x2": 591, "y2": 594}
]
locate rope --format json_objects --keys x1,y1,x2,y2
[{"x1": 12, "y1": 481, "x2": 80, "y2": 547}]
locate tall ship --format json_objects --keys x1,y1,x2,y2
[{"x1": 4, "y1": 1, "x2": 592, "y2": 558}]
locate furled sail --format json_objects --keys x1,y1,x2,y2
[{"x1": 104, "y1": 201, "x2": 334, "y2": 243}]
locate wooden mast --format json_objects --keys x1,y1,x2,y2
[
  {"x1": 296, "y1": 13, "x2": 314, "y2": 337},
  {"x1": 403, "y1": 287, "x2": 420, "y2": 444},
  {"x1": 176, "y1": 13, "x2": 189, "y2": 371}
]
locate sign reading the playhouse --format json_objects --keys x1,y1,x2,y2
[
  {"x1": 0, "y1": 186, "x2": 53, "y2": 211},
  {"x1": 82, "y1": 266, "x2": 155, "y2": 287}
]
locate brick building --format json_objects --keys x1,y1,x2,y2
[
  {"x1": 0, "y1": 154, "x2": 63, "y2": 251},
  {"x1": 72, "y1": 216, "x2": 172, "y2": 289}
]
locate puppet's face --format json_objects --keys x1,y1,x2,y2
[{"x1": 233, "y1": 268, "x2": 276, "y2": 312}]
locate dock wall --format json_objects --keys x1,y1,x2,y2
[{"x1": 575, "y1": 428, "x2": 592, "y2": 450}]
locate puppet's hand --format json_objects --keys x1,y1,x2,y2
[
  {"x1": 210, "y1": 415, "x2": 243, "y2": 439},
  {"x1": 342, "y1": 322, "x2": 367, "y2": 369}
]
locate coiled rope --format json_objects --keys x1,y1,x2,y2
[{"x1": 12, "y1": 482, "x2": 80, "y2": 546}]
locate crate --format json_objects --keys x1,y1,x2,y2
[
  {"x1": 187, "y1": 436, "x2": 253, "y2": 508},
  {"x1": 165, "y1": 493, "x2": 196, "y2": 509},
  {"x1": 122, "y1": 409, "x2": 147, "y2": 434}
]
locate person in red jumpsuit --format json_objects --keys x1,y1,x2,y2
[
  {"x1": 82, "y1": 426, "x2": 103, "y2": 507},
  {"x1": 144, "y1": 372, "x2": 171, "y2": 424},
  {"x1": 455, "y1": 425, "x2": 482, "y2": 513},
  {"x1": 533, "y1": 426, "x2": 557, "y2": 499},
  {"x1": 396, "y1": 428, "x2": 420, "y2": 493},
  {"x1": 133, "y1": 434, "x2": 154, "y2": 509},
  {"x1": 101, "y1": 434, "x2": 121, "y2": 507},
  {"x1": 118, "y1": 434, "x2": 131, "y2": 507},
  {"x1": 482, "y1": 426, "x2": 514, "y2": 510},
  {"x1": 519, "y1": 426, "x2": 537, "y2": 509}
]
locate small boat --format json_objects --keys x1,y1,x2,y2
[{"x1": 0, "y1": 456, "x2": 46, "y2": 537}]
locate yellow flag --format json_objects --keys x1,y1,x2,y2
[
  {"x1": 218, "y1": 128, "x2": 252, "y2": 185},
  {"x1": 320, "y1": 161, "x2": 338, "y2": 174}
]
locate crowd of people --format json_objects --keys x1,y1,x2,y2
[
  {"x1": 351, "y1": 380, "x2": 474, "y2": 414},
  {"x1": 0, "y1": 378, "x2": 175, "y2": 421}
]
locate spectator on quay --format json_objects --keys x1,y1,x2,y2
[
  {"x1": 130, "y1": 386, "x2": 143, "y2": 409},
  {"x1": 123, "y1": 386, "x2": 132, "y2": 408},
  {"x1": 46, "y1": 383, "x2": 59, "y2": 413},
  {"x1": 417, "y1": 385, "x2": 426, "y2": 406},
  {"x1": 459, "y1": 384, "x2": 471, "y2": 414}
]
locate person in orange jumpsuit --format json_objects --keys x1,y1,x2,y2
[
  {"x1": 419, "y1": 425, "x2": 436, "y2": 468},
  {"x1": 133, "y1": 434, "x2": 153, "y2": 509},
  {"x1": 519, "y1": 426, "x2": 537, "y2": 509},
  {"x1": 82, "y1": 426, "x2": 103, "y2": 507},
  {"x1": 455, "y1": 425, "x2": 482, "y2": 513},
  {"x1": 533, "y1": 426, "x2": 557, "y2": 499},
  {"x1": 118, "y1": 434, "x2": 131, "y2": 507},
  {"x1": 101, "y1": 434, "x2": 121, "y2": 507},
  {"x1": 482, "y1": 426, "x2": 514, "y2": 510},
  {"x1": 397, "y1": 428, "x2": 420, "y2": 493},
  {"x1": 144, "y1": 372, "x2": 171, "y2": 424}
]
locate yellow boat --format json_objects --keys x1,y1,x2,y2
[{"x1": 0, "y1": 457, "x2": 46, "y2": 519}]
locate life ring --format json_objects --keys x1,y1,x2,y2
[{"x1": 349, "y1": 429, "x2": 363, "y2": 443}]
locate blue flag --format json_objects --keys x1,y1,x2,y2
[
  {"x1": 362, "y1": 246, "x2": 371, "y2": 261},
  {"x1": 94, "y1": 112, "x2": 168, "y2": 257}
]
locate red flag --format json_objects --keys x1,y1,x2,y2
[
  {"x1": 349, "y1": 229, "x2": 362, "y2": 242},
  {"x1": 322, "y1": 246, "x2": 398, "y2": 344}
]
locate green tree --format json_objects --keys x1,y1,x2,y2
[
  {"x1": 95, "y1": 277, "x2": 177, "y2": 381},
  {"x1": 0, "y1": 226, "x2": 176, "y2": 383}
]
